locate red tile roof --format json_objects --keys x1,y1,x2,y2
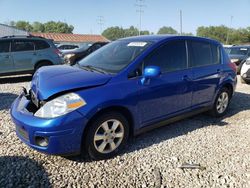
[{"x1": 31, "y1": 32, "x2": 109, "y2": 43}]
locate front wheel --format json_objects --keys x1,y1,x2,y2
[
  {"x1": 84, "y1": 112, "x2": 129, "y2": 160},
  {"x1": 210, "y1": 87, "x2": 231, "y2": 117}
]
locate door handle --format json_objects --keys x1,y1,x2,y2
[
  {"x1": 183, "y1": 75, "x2": 192, "y2": 81},
  {"x1": 4, "y1": 55, "x2": 10, "y2": 58}
]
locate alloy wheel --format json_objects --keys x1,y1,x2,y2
[
  {"x1": 216, "y1": 92, "x2": 229, "y2": 114},
  {"x1": 93, "y1": 119, "x2": 124, "y2": 154}
]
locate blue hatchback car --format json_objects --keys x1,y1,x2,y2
[{"x1": 11, "y1": 35, "x2": 237, "y2": 160}]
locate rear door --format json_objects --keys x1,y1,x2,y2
[
  {"x1": 0, "y1": 40, "x2": 14, "y2": 74},
  {"x1": 11, "y1": 39, "x2": 35, "y2": 71},
  {"x1": 188, "y1": 40, "x2": 222, "y2": 107},
  {"x1": 137, "y1": 39, "x2": 193, "y2": 126}
]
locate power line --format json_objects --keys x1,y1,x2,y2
[
  {"x1": 135, "y1": 0, "x2": 146, "y2": 36},
  {"x1": 97, "y1": 16, "x2": 105, "y2": 34}
]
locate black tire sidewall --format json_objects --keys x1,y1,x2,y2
[
  {"x1": 85, "y1": 112, "x2": 129, "y2": 160},
  {"x1": 35, "y1": 62, "x2": 51, "y2": 72}
]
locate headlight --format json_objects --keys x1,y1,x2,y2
[
  {"x1": 64, "y1": 54, "x2": 75, "y2": 59},
  {"x1": 231, "y1": 59, "x2": 239, "y2": 63},
  {"x1": 34, "y1": 93, "x2": 86, "y2": 118}
]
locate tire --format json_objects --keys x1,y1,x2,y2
[
  {"x1": 34, "y1": 61, "x2": 52, "y2": 72},
  {"x1": 210, "y1": 87, "x2": 231, "y2": 117},
  {"x1": 84, "y1": 112, "x2": 129, "y2": 160},
  {"x1": 241, "y1": 77, "x2": 247, "y2": 84}
]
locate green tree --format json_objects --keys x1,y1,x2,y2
[
  {"x1": 102, "y1": 26, "x2": 151, "y2": 40},
  {"x1": 43, "y1": 21, "x2": 74, "y2": 33},
  {"x1": 124, "y1": 26, "x2": 138, "y2": 37},
  {"x1": 140, "y1": 30, "x2": 150, "y2": 35},
  {"x1": 9, "y1": 20, "x2": 74, "y2": 33},
  {"x1": 32, "y1": 22, "x2": 45, "y2": 32},
  {"x1": 102, "y1": 27, "x2": 125, "y2": 40},
  {"x1": 196, "y1": 25, "x2": 229, "y2": 43},
  {"x1": 196, "y1": 25, "x2": 250, "y2": 44},
  {"x1": 15, "y1": 21, "x2": 33, "y2": 32},
  {"x1": 157, "y1": 26, "x2": 177, "y2": 34}
]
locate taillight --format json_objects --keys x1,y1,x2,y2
[
  {"x1": 54, "y1": 49, "x2": 62, "y2": 56},
  {"x1": 228, "y1": 62, "x2": 237, "y2": 73}
]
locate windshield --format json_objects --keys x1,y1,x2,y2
[
  {"x1": 224, "y1": 47, "x2": 231, "y2": 54},
  {"x1": 229, "y1": 47, "x2": 249, "y2": 56},
  {"x1": 77, "y1": 41, "x2": 152, "y2": 74}
]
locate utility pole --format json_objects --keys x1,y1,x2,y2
[
  {"x1": 226, "y1": 16, "x2": 233, "y2": 45},
  {"x1": 180, "y1": 10, "x2": 183, "y2": 35},
  {"x1": 97, "y1": 16, "x2": 105, "y2": 35},
  {"x1": 135, "y1": 0, "x2": 146, "y2": 36}
]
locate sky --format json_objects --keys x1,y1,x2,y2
[{"x1": 0, "y1": 0, "x2": 250, "y2": 35}]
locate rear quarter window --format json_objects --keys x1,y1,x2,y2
[
  {"x1": 12, "y1": 40, "x2": 34, "y2": 52},
  {"x1": 189, "y1": 40, "x2": 220, "y2": 67},
  {"x1": 34, "y1": 40, "x2": 50, "y2": 50}
]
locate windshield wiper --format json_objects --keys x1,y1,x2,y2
[{"x1": 80, "y1": 65, "x2": 108, "y2": 74}]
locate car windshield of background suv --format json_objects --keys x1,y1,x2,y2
[{"x1": 229, "y1": 48, "x2": 249, "y2": 55}]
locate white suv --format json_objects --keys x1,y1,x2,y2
[{"x1": 240, "y1": 57, "x2": 250, "y2": 84}]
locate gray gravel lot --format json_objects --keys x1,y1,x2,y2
[{"x1": 0, "y1": 75, "x2": 249, "y2": 188}]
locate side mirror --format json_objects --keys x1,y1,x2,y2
[{"x1": 141, "y1": 66, "x2": 161, "y2": 85}]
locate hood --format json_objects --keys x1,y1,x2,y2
[
  {"x1": 31, "y1": 65, "x2": 112, "y2": 100},
  {"x1": 229, "y1": 54, "x2": 246, "y2": 60}
]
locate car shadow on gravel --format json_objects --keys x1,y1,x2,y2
[
  {"x1": 0, "y1": 93, "x2": 18, "y2": 111},
  {"x1": 0, "y1": 156, "x2": 51, "y2": 187},
  {"x1": 0, "y1": 75, "x2": 32, "y2": 84},
  {"x1": 70, "y1": 91, "x2": 250, "y2": 162}
]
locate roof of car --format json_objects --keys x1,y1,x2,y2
[
  {"x1": 0, "y1": 35, "x2": 49, "y2": 41},
  {"x1": 118, "y1": 35, "x2": 221, "y2": 44}
]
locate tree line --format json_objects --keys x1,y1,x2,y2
[
  {"x1": 7, "y1": 20, "x2": 250, "y2": 44},
  {"x1": 197, "y1": 25, "x2": 250, "y2": 44},
  {"x1": 101, "y1": 26, "x2": 193, "y2": 41},
  {"x1": 8, "y1": 21, "x2": 74, "y2": 34}
]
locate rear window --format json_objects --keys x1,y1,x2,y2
[
  {"x1": 189, "y1": 41, "x2": 220, "y2": 67},
  {"x1": 0, "y1": 41, "x2": 10, "y2": 53},
  {"x1": 12, "y1": 40, "x2": 34, "y2": 52},
  {"x1": 34, "y1": 40, "x2": 50, "y2": 50}
]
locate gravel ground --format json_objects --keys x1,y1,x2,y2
[{"x1": 0, "y1": 75, "x2": 249, "y2": 188}]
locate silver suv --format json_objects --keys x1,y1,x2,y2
[{"x1": 0, "y1": 35, "x2": 63, "y2": 76}]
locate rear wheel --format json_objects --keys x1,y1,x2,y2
[
  {"x1": 210, "y1": 87, "x2": 231, "y2": 117},
  {"x1": 34, "y1": 61, "x2": 52, "y2": 72},
  {"x1": 84, "y1": 112, "x2": 129, "y2": 160}
]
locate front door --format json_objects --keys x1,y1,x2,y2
[{"x1": 137, "y1": 40, "x2": 193, "y2": 127}]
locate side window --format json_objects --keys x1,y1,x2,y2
[
  {"x1": 144, "y1": 40, "x2": 187, "y2": 73},
  {"x1": 58, "y1": 45, "x2": 65, "y2": 50},
  {"x1": 93, "y1": 44, "x2": 102, "y2": 51},
  {"x1": 0, "y1": 41, "x2": 10, "y2": 53},
  {"x1": 189, "y1": 41, "x2": 214, "y2": 67},
  {"x1": 211, "y1": 44, "x2": 220, "y2": 64},
  {"x1": 34, "y1": 40, "x2": 50, "y2": 50},
  {"x1": 12, "y1": 40, "x2": 34, "y2": 52}
]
